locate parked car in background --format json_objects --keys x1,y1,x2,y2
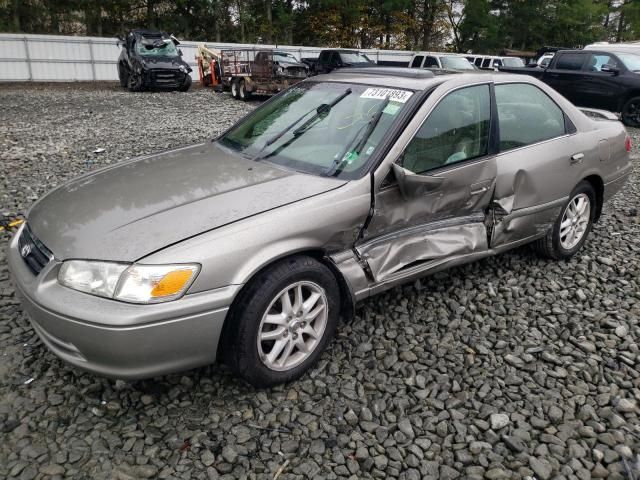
[
  {"x1": 305, "y1": 49, "x2": 375, "y2": 75},
  {"x1": 117, "y1": 29, "x2": 192, "y2": 92},
  {"x1": 499, "y1": 48, "x2": 640, "y2": 126},
  {"x1": 409, "y1": 52, "x2": 476, "y2": 71},
  {"x1": 467, "y1": 55, "x2": 525, "y2": 70},
  {"x1": 9, "y1": 68, "x2": 631, "y2": 387}
]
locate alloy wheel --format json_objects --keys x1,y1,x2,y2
[
  {"x1": 559, "y1": 193, "x2": 591, "y2": 250},
  {"x1": 623, "y1": 100, "x2": 640, "y2": 126},
  {"x1": 257, "y1": 281, "x2": 328, "y2": 371}
]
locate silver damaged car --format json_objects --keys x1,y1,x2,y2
[{"x1": 8, "y1": 68, "x2": 632, "y2": 386}]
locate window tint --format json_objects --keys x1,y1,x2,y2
[
  {"x1": 410, "y1": 55, "x2": 424, "y2": 68},
  {"x1": 555, "y1": 53, "x2": 585, "y2": 70},
  {"x1": 587, "y1": 54, "x2": 618, "y2": 72},
  {"x1": 403, "y1": 85, "x2": 491, "y2": 174},
  {"x1": 482, "y1": 58, "x2": 491, "y2": 68},
  {"x1": 495, "y1": 83, "x2": 566, "y2": 151},
  {"x1": 474, "y1": 57, "x2": 483, "y2": 66},
  {"x1": 493, "y1": 59, "x2": 503, "y2": 67},
  {"x1": 424, "y1": 56, "x2": 439, "y2": 67}
]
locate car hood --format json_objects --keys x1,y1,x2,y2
[
  {"x1": 27, "y1": 143, "x2": 346, "y2": 262},
  {"x1": 139, "y1": 56, "x2": 190, "y2": 71},
  {"x1": 277, "y1": 60, "x2": 308, "y2": 69}
]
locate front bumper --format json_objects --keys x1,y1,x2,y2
[{"x1": 7, "y1": 229, "x2": 239, "y2": 379}]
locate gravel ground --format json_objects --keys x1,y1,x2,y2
[{"x1": 1, "y1": 83, "x2": 639, "y2": 480}]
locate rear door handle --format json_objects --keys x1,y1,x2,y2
[
  {"x1": 470, "y1": 186, "x2": 489, "y2": 196},
  {"x1": 570, "y1": 153, "x2": 585, "y2": 165}
]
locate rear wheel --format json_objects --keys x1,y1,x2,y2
[
  {"x1": 534, "y1": 181, "x2": 596, "y2": 260},
  {"x1": 223, "y1": 255, "x2": 340, "y2": 387},
  {"x1": 238, "y1": 79, "x2": 251, "y2": 101},
  {"x1": 621, "y1": 96, "x2": 640, "y2": 127}
]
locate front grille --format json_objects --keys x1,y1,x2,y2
[
  {"x1": 18, "y1": 225, "x2": 53, "y2": 275},
  {"x1": 150, "y1": 69, "x2": 182, "y2": 87},
  {"x1": 284, "y1": 67, "x2": 308, "y2": 78}
]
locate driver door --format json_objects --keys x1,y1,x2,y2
[{"x1": 357, "y1": 84, "x2": 497, "y2": 284}]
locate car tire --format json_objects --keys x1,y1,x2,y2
[
  {"x1": 223, "y1": 255, "x2": 340, "y2": 388},
  {"x1": 238, "y1": 79, "x2": 251, "y2": 101},
  {"x1": 178, "y1": 74, "x2": 192, "y2": 92},
  {"x1": 230, "y1": 79, "x2": 239, "y2": 99},
  {"x1": 127, "y1": 72, "x2": 145, "y2": 92},
  {"x1": 621, "y1": 96, "x2": 640, "y2": 128},
  {"x1": 534, "y1": 180, "x2": 596, "y2": 260}
]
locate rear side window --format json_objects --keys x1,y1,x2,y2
[
  {"x1": 482, "y1": 58, "x2": 491, "y2": 68},
  {"x1": 555, "y1": 53, "x2": 586, "y2": 70},
  {"x1": 403, "y1": 85, "x2": 491, "y2": 173},
  {"x1": 495, "y1": 83, "x2": 566, "y2": 151},
  {"x1": 587, "y1": 54, "x2": 618, "y2": 72},
  {"x1": 410, "y1": 56, "x2": 424, "y2": 68},
  {"x1": 474, "y1": 57, "x2": 483, "y2": 67}
]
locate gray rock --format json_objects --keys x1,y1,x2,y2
[
  {"x1": 529, "y1": 457, "x2": 553, "y2": 480},
  {"x1": 490, "y1": 413, "x2": 510, "y2": 430},
  {"x1": 221, "y1": 445, "x2": 238, "y2": 464}
]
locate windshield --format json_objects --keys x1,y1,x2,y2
[
  {"x1": 340, "y1": 52, "x2": 373, "y2": 64},
  {"x1": 502, "y1": 57, "x2": 525, "y2": 67},
  {"x1": 441, "y1": 56, "x2": 475, "y2": 70},
  {"x1": 219, "y1": 82, "x2": 414, "y2": 179},
  {"x1": 136, "y1": 39, "x2": 179, "y2": 57},
  {"x1": 618, "y1": 53, "x2": 640, "y2": 72},
  {"x1": 274, "y1": 52, "x2": 298, "y2": 62}
]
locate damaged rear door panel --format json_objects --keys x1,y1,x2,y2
[{"x1": 357, "y1": 83, "x2": 497, "y2": 285}]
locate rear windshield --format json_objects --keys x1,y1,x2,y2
[
  {"x1": 502, "y1": 57, "x2": 525, "y2": 67},
  {"x1": 618, "y1": 53, "x2": 640, "y2": 72}
]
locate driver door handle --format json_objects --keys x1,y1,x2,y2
[{"x1": 470, "y1": 186, "x2": 489, "y2": 196}]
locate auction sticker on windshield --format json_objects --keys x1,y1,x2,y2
[{"x1": 361, "y1": 88, "x2": 413, "y2": 103}]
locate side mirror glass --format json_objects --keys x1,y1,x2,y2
[
  {"x1": 601, "y1": 64, "x2": 619, "y2": 75},
  {"x1": 392, "y1": 163, "x2": 444, "y2": 199}
]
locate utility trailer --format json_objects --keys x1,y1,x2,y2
[{"x1": 196, "y1": 46, "x2": 309, "y2": 100}]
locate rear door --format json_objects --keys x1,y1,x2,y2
[
  {"x1": 491, "y1": 82, "x2": 583, "y2": 246},
  {"x1": 544, "y1": 52, "x2": 588, "y2": 102},
  {"x1": 358, "y1": 83, "x2": 497, "y2": 284}
]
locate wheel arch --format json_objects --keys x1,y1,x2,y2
[
  {"x1": 582, "y1": 174, "x2": 604, "y2": 221},
  {"x1": 620, "y1": 91, "x2": 640, "y2": 113},
  {"x1": 216, "y1": 248, "x2": 355, "y2": 361}
]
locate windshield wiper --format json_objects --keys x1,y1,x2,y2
[
  {"x1": 323, "y1": 96, "x2": 390, "y2": 177},
  {"x1": 254, "y1": 88, "x2": 352, "y2": 161}
]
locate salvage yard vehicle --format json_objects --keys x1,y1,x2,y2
[
  {"x1": 308, "y1": 49, "x2": 376, "y2": 75},
  {"x1": 467, "y1": 55, "x2": 525, "y2": 70},
  {"x1": 409, "y1": 52, "x2": 476, "y2": 71},
  {"x1": 499, "y1": 48, "x2": 640, "y2": 127},
  {"x1": 196, "y1": 46, "x2": 308, "y2": 99},
  {"x1": 117, "y1": 29, "x2": 192, "y2": 92},
  {"x1": 9, "y1": 68, "x2": 631, "y2": 387}
]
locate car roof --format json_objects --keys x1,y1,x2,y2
[{"x1": 315, "y1": 67, "x2": 535, "y2": 91}]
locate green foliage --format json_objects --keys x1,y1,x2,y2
[{"x1": 0, "y1": 0, "x2": 637, "y2": 52}]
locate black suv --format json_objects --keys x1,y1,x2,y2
[
  {"x1": 117, "y1": 29, "x2": 192, "y2": 92},
  {"x1": 500, "y1": 47, "x2": 640, "y2": 127},
  {"x1": 312, "y1": 49, "x2": 375, "y2": 75}
]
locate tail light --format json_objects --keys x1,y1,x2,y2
[{"x1": 626, "y1": 135, "x2": 632, "y2": 153}]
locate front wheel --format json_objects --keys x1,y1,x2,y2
[
  {"x1": 621, "y1": 96, "x2": 640, "y2": 127},
  {"x1": 127, "y1": 72, "x2": 145, "y2": 92},
  {"x1": 223, "y1": 256, "x2": 340, "y2": 387},
  {"x1": 178, "y1": 74, "x2": 192, "y2": 92},
  {"x1": 534, "y1": 181, "x2": 596, "y2": 260}
]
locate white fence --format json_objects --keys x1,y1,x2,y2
[{"x1": 0, "y1": 33, "x2": 415, "y2": 82}]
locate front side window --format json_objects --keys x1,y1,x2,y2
[
  {"x1": 587, "y1": 54, "x2": 618, "y2": 72},
  {"x1": 555, "y1": 53, "x2": 586, "y2": 70},
  {"x1": 411, "y1": 56, "x2": 424, "y2": 68},
  {"x1": 495, "y1": 83, "x2": 566, "y2": 151},
  {"x1": 424, "y1": 56, "x2": 439, "y2": 67},
  {"x1": 220, "y1": 82, "x2": 414, "y2": 179},
  {"x1": 402, "y1": 85, "x2": 491, "y2": 174}
]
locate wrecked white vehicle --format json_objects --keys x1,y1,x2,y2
[{"x1": 9, "y1": 68, "x2": 631, "y2": 387}]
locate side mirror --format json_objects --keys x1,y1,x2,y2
[
  {"x1": 178, "y1": 49, "x2": 183, "y2": 56},
  {"x1": 392, "y1": 163, "x2": 444, "y2": 199},
  {"x1": 601, "y1": 64, "x2": 619, "y2": 75}
]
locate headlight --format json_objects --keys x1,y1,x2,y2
[{"x1": 58, "y1": 261, "x2": 199, "y2": 304}]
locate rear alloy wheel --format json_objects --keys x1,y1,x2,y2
[
  {"x1": 621, "y1": 96, "x2": 640, "y2": 127},
  {"x1": 223, "y1": 255, "x2": 340, "y2": 387},
  {"x1": 230, "y1": 79, "x2": 239, "y2": 99},
  {"x1": 238, "y1": 79, "x2": 251, "y2": 101},
  {"x1": 535, "y1": 181, "x2": 596, "y2": 260}
]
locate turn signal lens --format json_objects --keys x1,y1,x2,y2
[
  {"x1": 626, "y1": 135, "x2": 632, "y2": 153},
  {"x1": 151, "y1": 269, "x2": 195, "y2": 297}
]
